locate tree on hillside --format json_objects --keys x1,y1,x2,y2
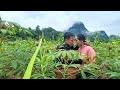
[
  {"x1": 34, "y1": 25, "x2": 42, "y2": 40},
  {"x1": 42, "y1": 27, "x2": 63, "y2": 40},
  {"x1": 35, "y1": 25, "x2": 42, "y2": 35},
  {"x1": 0, "y1": 17, "x2": 1, "y2": 21}
]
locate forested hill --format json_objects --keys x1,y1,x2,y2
[{"x1": 0, "y1": 19, "x2": 63, "y2": 41}]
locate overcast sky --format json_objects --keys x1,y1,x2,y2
[{"x1": 0, "y1": 11, "x2": 120, "y2": 36}]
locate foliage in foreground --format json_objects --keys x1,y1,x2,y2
[{"x1": 0, "y1": 36, "x2": 120, "y2": 79}]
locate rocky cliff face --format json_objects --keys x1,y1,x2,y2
[
  {"x1": 67, "y1": 21, "x2": 109, "y2": 42},
  {"x1": 109, "y1": 35, "x2": 119, "y2": 39},
  {"x1": 68, "y1": 22, "x2": 89, "y2": 35}
]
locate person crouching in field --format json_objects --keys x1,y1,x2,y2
[
  {"x1": 75, "y1": 34, "x2": 96, "y2": 64},
  {"x1": 57, "y1": 32, "x2": 79, "y2": 50},
  {"x1": 57, "y1": 32, "x2": 90, "y2": 64},
  {"x1": 57, "y1": 32, "x2": 90, "y2": 50}
]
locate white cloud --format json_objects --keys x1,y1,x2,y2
[{"x1": 0, "y1": 11, "x2": 120, "y2": 35}]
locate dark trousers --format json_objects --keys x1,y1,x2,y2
[
  {"x1": 76, "y1": 72, "x2": 92, "y2": 79},
  {"x1": 62, "y1": 59, "x2": 83, "y2": 64}
]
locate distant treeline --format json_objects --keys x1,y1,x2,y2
[{"x1": 0, "y1": 20, "x2": 63, "y2": 41}]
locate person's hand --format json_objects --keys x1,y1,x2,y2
[
  {"x1": 81, "y1": 56, "x2": 89, "y2": 63},
  {"x1": 82, "y1": 56, "x2": 96, "y2": 64}
]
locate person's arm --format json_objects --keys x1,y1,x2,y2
[
  {"x1": 87, "y1": 47, "x2": 96, "y2": 63},
  {"x1": 81, "y1": 47, "x2": 96, "y2": 64},
  {"x1": 56, "y1": 43, "x2": 64, "y2": 49}
]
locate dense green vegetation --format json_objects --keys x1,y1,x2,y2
[
  {"x1": 0, "y1": 20, "x2": 63, "y2": 41},
  {"x1": 0, "y1": 20, "x2": 120, "y2": 79}
]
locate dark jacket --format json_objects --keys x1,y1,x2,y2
[
  {"x1": 56, "y1": 43, "x2": 82, "y2": 64},
  {"x1": 57, "y1": 43, "x2": 79, "y2": 50}
]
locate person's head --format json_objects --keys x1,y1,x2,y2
[
  {"x1": 76, "y1": 34, "x2": 86, "y2": 47},
  {"x1": 64, "y1": 32, "x2": 75, "y2": 46}
]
